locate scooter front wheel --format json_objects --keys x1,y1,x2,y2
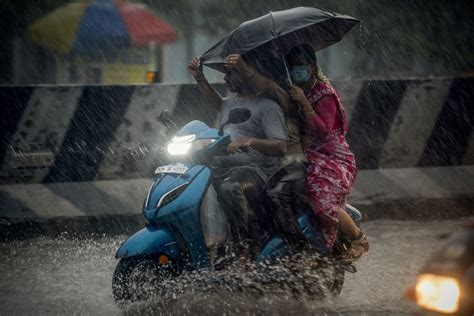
[{"x1": 112, "y1": 255, "x2": 171, "y2": 306}]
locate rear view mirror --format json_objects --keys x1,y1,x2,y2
[
  {"x1": 159, "y1": 110, "x2": 173, "y2": 123},
  {"x1": 159, "y1": 110, "x2": 177, "y2": 133},
  {"x1": 219, "y1": 108, "x2": 251, "y2": 135}
]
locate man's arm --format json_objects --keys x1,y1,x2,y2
[
  {"x1": 227, "y1": 101, "x2": 289, "y2": 157},
  {"x1": 188, "y1": 57, "x2": 224, "y2": 112},
  {"x1": 227, "y1": 138, "x2": 287, "y2": 157}
]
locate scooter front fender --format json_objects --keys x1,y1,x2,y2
[{"x1": 115, "y1": 226, "x2": 180, "y2": 259}]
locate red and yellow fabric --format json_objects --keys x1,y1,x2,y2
[{"x1": 27, "y1": 0, "x2": 176, "y2": 55}]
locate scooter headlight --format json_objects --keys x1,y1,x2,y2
[
  {"x1": 167, "y1": 134, "x2": 216, "y2": 156},
  {"x1": 167, "y1": 134, "x2": 196, "y2": 155},
  {"x1": 415, "y1": 273, "x2": 461, "y2": 314}
]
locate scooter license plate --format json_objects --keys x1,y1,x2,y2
[{"x1": 155, "y1": 165, "x2": 188, "y2": 174}]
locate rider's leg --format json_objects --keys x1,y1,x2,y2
[
  {"x1": 337, "y1": 207, "x2": 360, "y2": 239},
  {"x1": 337, "y1": 206, "x2": 369, "y2": 261},
  {"x1": 219, "y1": 180, "x2": 251, "y2": 241},
  {"x1": 217, "y1": 167, "x2": 266, "y2": 256},
  {"x1": 268, "y1": 178, "x2": 309, "y2": 250}
]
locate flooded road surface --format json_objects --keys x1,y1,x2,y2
[{"x1": 0, "y1": 219, "x2": 468, "y2": 315}]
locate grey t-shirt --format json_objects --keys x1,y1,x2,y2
[{"x1": 213, "y1": 94, "x2": 288, "y2": 179}]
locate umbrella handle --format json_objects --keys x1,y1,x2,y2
[{"x1": 274, "y1": 42, "x2": 292, "y2": 89}]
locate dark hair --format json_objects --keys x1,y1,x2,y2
[
  {"x1": 244, "y1": 49, "x2": 287, "y2": 84},
  {"x1": 286, "y1": 44, "x2": 317, "y2": 67}
]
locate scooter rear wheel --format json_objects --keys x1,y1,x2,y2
[{"x1": 329, "y1": 266, "x2": 345, "y2": 296}]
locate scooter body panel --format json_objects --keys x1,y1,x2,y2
[
  {"x1": 141, "y1": 164, "x2": 213, "y2": 268},
  {"x1": 258, "y1": 205, "x2": 363, "y2": 261},
  {"x1": 116, "y1": 117, "x2": 363, "y2": 273},
  {"x1": 115, "y1": 226, "x2": 180, "y2": 259}
]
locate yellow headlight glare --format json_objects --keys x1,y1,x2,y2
[{"x1": 415, "y1": 273, "x2": 461, "y2": 314}]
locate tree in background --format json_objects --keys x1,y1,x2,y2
[
  {"x1": 0, "y1": 0, "x2": 70, "y2": 83},
  {"x1": 196, "y1": 0, "x2": 474, "y2": 78},
  {"x1": 1, "y1": 0, "x2": 472, "y2": 83}
]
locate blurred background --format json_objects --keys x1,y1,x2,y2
[{"x1": 0, "y1": 0, "x2": 473, "y2": 85}]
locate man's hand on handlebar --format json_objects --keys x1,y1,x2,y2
[{"x1": 227, "y1": 138, "x2": 254, "y2": 154}]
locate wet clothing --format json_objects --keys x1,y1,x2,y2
[
  {"x1": 266, "y1": 160, "x2": 310, "y2": 249},
  {"x1": 215, "y1": 166, "x2": 269, "y2": 250},
  {"x1": 213, "y1": 94, "x2": 288, "y2": 180},
  {"x1": 303, "y1": 82, "x2": 357, "y2": 249},
  {"x1": 213, "y1": 94, "x2": 288, "y2": 246},
  {"x1": 284, "y1": 113, "x2": 306, "y2": 156},
  {"x1": 263, "y1": 97, "x2": 309, "y2": 249},
  {"x1": 304, "y1": 94, "x2": 343, "y2": 138}
]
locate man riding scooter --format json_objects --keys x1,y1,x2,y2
[
  {"x1": 112, "y1": 54, "x2": 358, "y2": 305},
  {"x1": 188, "y1": 56, "x2": 288, "y2": 258}
]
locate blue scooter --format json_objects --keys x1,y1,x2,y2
[{"x1": 112, "y1": 108, "x2": 362, "y2": 304}]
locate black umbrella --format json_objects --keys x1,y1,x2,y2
[{"x1": 200, "y1": 7, "x2": 360, "y2": 83}]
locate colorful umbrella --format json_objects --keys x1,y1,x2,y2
[{"x1": 27, "y1": 0, "x2": 177, "y2": 55}]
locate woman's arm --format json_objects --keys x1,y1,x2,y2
[
  {"x1": 303, "y1": 95, "x2": 337, "y2": 140},
  {"x1": 225, "y1": 54, "x2": 293, "y2": 114},
  {"x1": 288, "y1": 86, "x2": 336, "y2": 141},
  {"x1": 188, "y1": 57, "x2": 224, "y2": 112}
]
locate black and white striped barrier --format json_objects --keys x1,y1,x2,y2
[
  {"x1": 1, "y1": 165, "x2": 472, "y2": 240},
  {"x1": 1, "y1": 77, "x2": 473, "y2": 184}
]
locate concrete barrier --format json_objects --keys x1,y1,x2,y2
[
  {"x1": 1, "y1": 77, "x2": 473, "y2": 184},
  {"x1": 0, "y1": 178, "x2": 151, "y2": 240},
  {"x1": 0, "y1": 78, "x2": 473, "y2": 239},
  {"x1": 343, "y1": 78, "x2": 474, "y2": 169},
  {"x1": 1, "y1": 165, "x2": 472, "y2": 240},
  {"x1": 0, "y1": 84, "x2": 223, "y2": 183}
]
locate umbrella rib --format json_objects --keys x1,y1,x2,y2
[
  {"x1": 269, "y1": 11, "x2": 292, "y2": 86},
  {"x1": 269, "y1": 11, "x2": 277, "y2": 38}
]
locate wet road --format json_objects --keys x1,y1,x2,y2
[{"x1": 0, "y1": 219, "x2": 468, "y2": 315}]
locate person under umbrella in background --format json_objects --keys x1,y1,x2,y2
[{"x1": 225, "y1": 45, "x2": 368, "y2": 262}]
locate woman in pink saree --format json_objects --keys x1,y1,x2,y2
[
  {"x1": 225, "y1": 45, "x2": 369, "y2": 260},
  {"x1": 285, "y1": 45, "x2": 368, "y2": 259}
]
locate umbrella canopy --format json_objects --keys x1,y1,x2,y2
[
  {"x1": 27, "y1": 0, "x2": 177, "y2": 55},
  {"x1": 200, "y1": 6, "x2": 359, "y2": 79}
]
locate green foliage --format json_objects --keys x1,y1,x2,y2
[
  {"x1": 1, "y1": 0, "x2": 472, "y2": 80},
  {"x1": 0, "y1": 0, "x2": 70, "y2": 35},
  {"x1": 353, "y1": 0, "x2": 473, "y2": 70},
  {"x1": 190, "y1": 0, "x2": 474, "y2": 75},
  {"x1": 144, "y1": 0, "x2": 473, "y2": 74}
]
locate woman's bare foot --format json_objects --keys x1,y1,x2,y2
[{"x1": 340, "y1": 231, "x2": 369, "y2": 263}]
